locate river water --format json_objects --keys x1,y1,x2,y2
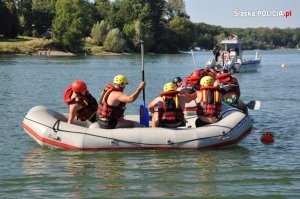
[{"x1": 0, "y1": 50, "x2": 299, "y2": 198}]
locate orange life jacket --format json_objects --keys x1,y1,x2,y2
[
  {"x1": 196, "y1": 86, "x2": 222, "y2": 117},
  {"x1": 97, "y1": 84, "x2": 126, "y2": 121},
  {"x1": 158, "y1": 90, "x2": 184, "y2": 124},
  {"x1": 64, "y1": 85, "x2": 98, "y2": 121}
]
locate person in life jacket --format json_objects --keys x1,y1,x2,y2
[
  {"x1": 148, "y1": 83, "x2": 196, "y2": 128},
  {"x1": 172, "y1": 76, "x2": 183, "y2": 90},
  {"x1": 213, "y1": 69, "x2": 248, "y2": 115},
  {"x1": 195, "y1": 76, "x2": 222, "y2": 127},
  {"x1": 97, "y1": 74, "x2": 145, "y2": 129},
  {"x1": 179, "y1": 70, "x2": 202, "y2": 94},
  {"x1": 64, "y1": 80, "x2": 98, "y2": 124}
]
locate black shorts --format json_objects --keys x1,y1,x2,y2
[
  {"x1": 195, "y1": 118, "x2": 211, "y2": 127},
  {"x1": 98, "y1": 119, "x2": 118, "y2": 129},
  {"x1": 158, "y1": 121, "x2": 186, "y2": 128},
  {"x1": 89, "y1": 114, "x2": 97, "y2": 123}
]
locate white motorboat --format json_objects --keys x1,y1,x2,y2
[{"x1": 207, "y1": 34, "x2": 261, "y2": 73}]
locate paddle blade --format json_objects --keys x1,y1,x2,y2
[
  {"x1": 140, "y1": 104, "x2": 149, "y2": 127},
  {"x1": 246, "y1": 100, "x2": 261, "y2": 110}
]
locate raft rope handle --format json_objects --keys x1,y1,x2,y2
[
  {"x1": 52, "y1": 120, "x2": 60, "y2": 132},
  {"x1": 217, "y1": 108, "x2": 243, "y2": 121},
  {"x1": 24, "y1": 117, "x2": 236, "y2": 146}
]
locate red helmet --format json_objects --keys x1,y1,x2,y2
[
  {"x1": 72, "y1": 80, "x2": 87, "y2": 93},
  {"x1": 191, "y1": 70, "x2": 201, "y2": 77}
]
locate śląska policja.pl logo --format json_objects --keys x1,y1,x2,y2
[{"x1": 234, "y1": 9, "x2": 292, "y2": 18}]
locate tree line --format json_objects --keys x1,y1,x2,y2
[{"x1": 1, "y1": 0, "x2": 299, "y2": 53}]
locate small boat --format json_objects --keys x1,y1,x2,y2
[
  {"x1": 22, "y1": 105, "x2": 252, "y2": 150},
  {"x1": 207, "y1": 34, "x2": 261, "y2": 73}
]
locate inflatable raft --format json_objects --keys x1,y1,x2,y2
[{"x1": 22, "y1": 105, "x2": 252, "y2": 150}]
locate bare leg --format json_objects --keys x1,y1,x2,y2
[
  {"x1": 151, "y1": 112, "x2": 158, "y2": 128},
  {"x1": 116, "y1": 118, "x2": 144, "y2": 128}
]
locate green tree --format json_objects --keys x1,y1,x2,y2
[
  {"x1": 90, "y1": 20, "x2": 110, "y2": 46},
  {"x1": 168, "y1": 16, "x2": 195, "y2": 50},
  {"x1": 0, "y1": 0, "x2": 19, "y2": 38},
  {"x1": 103, "y1": 28, "x2": 126, "y2": 52},
  {"x1": 94, "y1": 0, "x2": 111, "y2": 21},
  {"x1": 17, "y1": 0, "x2": 33, "y2": 36},
  {"x1": 32, "y1": 0, "x2": 56, "y2": 35},
  {"x1": 52, "y1": 0, "x2": 93, "y2": 51},
  {"x1": 166, "y1": 0, "x2": 187, "y2": 20},
  {"x1": 110, "y1": 0, "x2": 165, "y2": 52}
]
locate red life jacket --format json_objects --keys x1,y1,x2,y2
[
  {"x1": 196, "y1": 86, "x2": 222, "y2": 117},
  {"x1": 183, "y1": 76, "x2": 200, "y2": 90},
  {"x1": 158, "y1": 90, "x2": 184, "y2": 124},
  {"x1": 203, "y1": 68, "x2": 216, "y2": 78},
  {"x1": 97, "y1": 84, "x2": 126, "y2": 121},
  {"x1": 215, "y1": 73, "x2": 240, "y2": 96},
  {"x1": 64, "y1": 85, "x2": 98, "y2": 121}
]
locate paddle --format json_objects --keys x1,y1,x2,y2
[
  {"x1": 191, "y1": 49, "x2": 198, "y2": 68},
  {"x1": 246, "y1": 100, "x2": 261, "y2": 110},
  {"x1": 139, "y1": 41, "x2": 149, "y2": 127}
]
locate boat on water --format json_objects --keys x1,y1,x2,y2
[
  {"x1": 22, "y1": 104, "x2": 252, "y2": 150},
  {"x1": 207, "y1": 34, "x2": 261, "y2": 73}
]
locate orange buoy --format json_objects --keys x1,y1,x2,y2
[{"x1": 260, "y1": 131, "x2": 274, "y2": 144}]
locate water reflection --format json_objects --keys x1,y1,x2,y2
[
  {"x1": 3, "y1": 50, "x2": 300, "y2": 197},
  {"x1": 23, "y1": 147, "x2": 251, "y2": 197}
]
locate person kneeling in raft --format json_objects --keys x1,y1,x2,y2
[
  {"x1": 148, "y1": 83, "x2": 196, "y2": 128},
  {"x1": 64, "y1": 80, "x2": 98, "y2": 124},
  {"x1": 97, "y1": 74, "x2": 145, "y2": 129},
  {"x1": 195, "y1": 76, "x2": 222, "y2": 127}
]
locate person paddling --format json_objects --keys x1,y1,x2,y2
[
  {"x1": 97, "y1": 74, "x2": 145, "y2": 129},
  {"x1": 64, "y1": 80, "x2": 98, "y2": 124}
]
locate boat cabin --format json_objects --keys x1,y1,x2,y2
[{"x1": 220, "y1": 34, "x2": 243, "y2": 61}]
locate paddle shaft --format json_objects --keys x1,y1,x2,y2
[
  {"x1": 141, "y1": 41, "x2": 145, "y2": 102},
  {"x1": 191, "y1": 49, "x2": 197, "y2": 68}
]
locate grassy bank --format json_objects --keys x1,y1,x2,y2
[
  {"x1": 0, "y1": 36, "x2": 123, "y2": 56},
  {"x1": 0, "y1": 36, "x2": 53, "y2": 54}
]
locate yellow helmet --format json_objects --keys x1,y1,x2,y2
[
  {"x1": 163, "y1": 83, "x2": 176, "y2": 92},
  {"x1": 200, "y1": 76, "x2": 214, "y2": 86},
  {"x1": 113, "y1": 75, "x2": 128, "y2": 85}
]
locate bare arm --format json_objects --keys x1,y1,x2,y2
[
  {"x1": 196, "y1": 91, "x2": 202, "y2": 103},
  {"x1": 118, "y1": 82, "x2": 145, "y2": 103},
  {"x1": 183, "y1": 93, "x2": 197, "y2": 103},
  {"x1": 67, "y1": 103, "x2": 82, "y2": 124},
  {"x1": 213, "y1": 79, "x2": 219, "y2": 87},
  {"x1": 148, "y1": 97, "x2": 160, "y2": 113}
]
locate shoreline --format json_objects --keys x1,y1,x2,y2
[{"x1": 1, "y1": 48, "x2": 299, "y2": 57}]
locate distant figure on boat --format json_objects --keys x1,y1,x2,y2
[
  {"x1": 97, "y1": 74, "x2": 145, "y2": 129},
  {"x1": 64, "y1": 80, "x2": 98, "y2": 124},
  {"x1": 148, "y1": 83, "x2": 196, "y2": 128},
  {"x1": 195, "y1": 76, "x2": 222, "y2": 127},
  {"x1": 213, "y1": 45, "x2": 220, "y2": 62}
]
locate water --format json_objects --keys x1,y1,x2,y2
[{"x1": 0, "y1": 50, "x2": 300, "y2": 198}]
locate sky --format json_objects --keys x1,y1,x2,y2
[{"x1": 185, "y1": 0, "x2": 300, "y2": 28}]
